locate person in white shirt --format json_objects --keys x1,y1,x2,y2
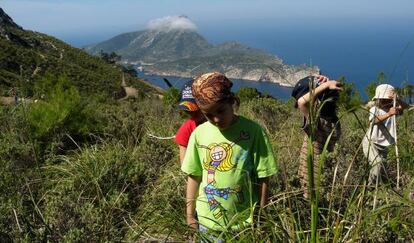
[{"x1": 362, "y1": 84, "x2": 409, "y2": 185}]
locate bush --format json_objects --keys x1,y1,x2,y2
[
  {"x1": 236, "y1": 87, "x2": 262, "y2": 103},
  {"x1": 337, "y1": 77, "x2": 362, "y2": 111},
  {"x1": 41, "y1": 143, "x2": 151, "y2": 241},
  {"x1": 162, "y1": 87, "x2": 180, "y2": 108},
  {"x1": 27, "y1": 75, "x2": 101, "y2": 156}
]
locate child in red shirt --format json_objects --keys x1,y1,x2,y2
[{"x1": 175, "y1": 80, "x2": 206, "y2": 163}]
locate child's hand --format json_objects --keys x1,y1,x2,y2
[
  {"x1": 186, "y1": 215, "x2": 198, "y2": 230},
  {"x1": 324, "y1": 80, "x2": 343, "y2": 90},
  {"x1": 389, "y1": 106, "x2": 402, "y2": 116},
  {"x1": 315, "y1": 75, "x2": 329, "y2": 84}
]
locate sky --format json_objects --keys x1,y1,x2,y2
[
  {"x1": 1, "y1": 0, "x2": 414, "y2": 89},
  {"x1": 2, "y1": 0, "x2": 414, "y2": 46}
]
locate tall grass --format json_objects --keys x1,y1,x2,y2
[{"x1": 1, "y1": 87, "x2": 413, "y2": 241}]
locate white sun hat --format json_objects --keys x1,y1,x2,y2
[{"x1": 372, "y1": 84, "x2": 395, "y2": 100}]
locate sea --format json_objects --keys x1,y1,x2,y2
[
  {"x1": 138, "y1": 72, "x2": 294, "y2": 100},
  {"x1": 72, "y1": 19, "x2": 414, "y2": 101},
  {"x1": 204, "y1": 20, "x2": 414, "y2": 96},
  {"x1": 136, "y1": 20, "x2": 413, "y2": 101}
]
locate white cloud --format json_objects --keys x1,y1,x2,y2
[{"x1": 147, "y1": 16, "x2": 197, "y2": 32}]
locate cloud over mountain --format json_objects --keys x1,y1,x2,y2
[{"x1": 147, "y1": 15, "x2": 197, "y2": 32}]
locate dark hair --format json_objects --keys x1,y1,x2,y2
[
  {"x1": 291, "y1": 76, "x2": 340, "y2": 109},
  {"x1": 220, "y1": 92, "x2": 240, "y2": 109}
]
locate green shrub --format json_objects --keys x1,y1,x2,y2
[
  {"x1": 236, "y1": 87, "x2": 262, "y2": 103},
  {"x1": 162, "y1": 87, "x2": 180, "y2": 108},
  {"x1": 337, "y1": 77, "x2": 362, "y2": 111},
  {"x1": 29, "y1": 75, "x2": 82, "y2": 138},
  {"x1": 0, "y1": 106, "x2": 40, "y2": 240},
  {"x1": 27, "y1": 75, "x2": 101, "y2": 157}
]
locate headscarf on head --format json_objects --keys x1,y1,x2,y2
[{"x1": 192, "y1": 72, "x2": 233, "y2": 108}]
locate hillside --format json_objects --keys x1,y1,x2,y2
[
  {"x1": 144, "y1": 50, "x2": 316, "y2": 86},
  {"x1": 0, "y1": 8, "x2": 159, "y2": 98},
  {"x1": 84, "y1": 16, "x2": 318, "y2": 86},
  {"x1": 85, "y1": 28, "x2": 213, "y2": 63}
]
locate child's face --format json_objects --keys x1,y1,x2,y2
[
  {"x1": 188, "y1": 110, "x2": 207, "y2": 124},
  {"x1": 199, "y1": 101, "x2": 235, "y2": 130},
  {"x1": 378, "y1": 99, "x2": 393, "y2": 109}
]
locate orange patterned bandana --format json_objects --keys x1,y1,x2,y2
[{"x1": 192, "y1": 72, "x2": 233, "y2": 108}]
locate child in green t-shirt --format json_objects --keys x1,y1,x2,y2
[{"x1": 181, "y1": 72, "x2": 278, "y2": 235}]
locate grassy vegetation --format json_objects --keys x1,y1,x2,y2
[
  {"x1": 0, "y1": 24, "x2": 160, "y2": 98},
  {"x1": 1, "y1": 77, "x2": 413, "y2": 242},
  {"x1": 1, "y1": 10, "x2": 413, "y2": 241}
]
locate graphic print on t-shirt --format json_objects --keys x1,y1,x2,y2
[{"x1": 197, "y1": 131, "x2": 250, "y2": 219}]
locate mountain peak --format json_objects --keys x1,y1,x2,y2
[
  {"x1": 0, "y1": 8, "x2": 22, "y2": 29},
  {"x1": 146, "y1": 15, "x2": 197, "y2": 33}
]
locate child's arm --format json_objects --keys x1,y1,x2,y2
[
  {"x1": 372, "y1": 93, "x2": 406, "y2": 124},
  {"x1": 372, "y1": 108, "x2": 400, "y2": 124},
  {"x1": 186, "y1": 175, "x2": 201, "y2": 230},
  {"x1": 297, "y1": 80, "x2": 342, "y2": 117},
  {"x1": 179, "y1": 145, "x2": 187, "y2": 164},
  {"x1": 258, "y1": 177, "x2": 270, "y2": 208},
  {"x1": 254, "y1": 177, "x2": 270, "y2": 227}
]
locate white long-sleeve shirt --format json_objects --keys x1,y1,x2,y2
[{"x1": 365, "y1": 106, "x2": 396, "y2": 147}]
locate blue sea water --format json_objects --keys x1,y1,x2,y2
[
  {"x1": 135, "y1": 20, "x2": 414, "y2": 100},
  {"x1": 138, "y1": 72, "x2": 294, "y2": 101},
  {"x1": 68, "y1": 19, "x2": 413, "y2": 100},
  {"x1": 198, "y1": 19, "x2": 414, "y2": 95}
]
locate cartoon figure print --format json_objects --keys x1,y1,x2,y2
[{"x1": 198, "y1": 131, "x2": 250, "y2": 219}]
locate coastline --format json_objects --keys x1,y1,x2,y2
[
  {"x1": 137, "y1": 71, "x2": 294, "y2": 101},
  {"x1": 140, "y1": 71, "x2": 296, "y2": 87},
  {"x1": 135, "y1": 62, "x2": 320, "y2": 88}
]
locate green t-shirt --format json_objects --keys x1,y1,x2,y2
[{"x1": 181, "y1": 115, "x2": 278, "y2": 231}]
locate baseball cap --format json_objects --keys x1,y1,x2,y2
[
  {"x1": 291, "y1": 76, "x2": 339, "y2": 107},
  {"x1": 291, "y1": 76, "x2": 316, "y2": 101},
  {"x1": 177, "y1": 80, "x2": 199, "y2": 111}
]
